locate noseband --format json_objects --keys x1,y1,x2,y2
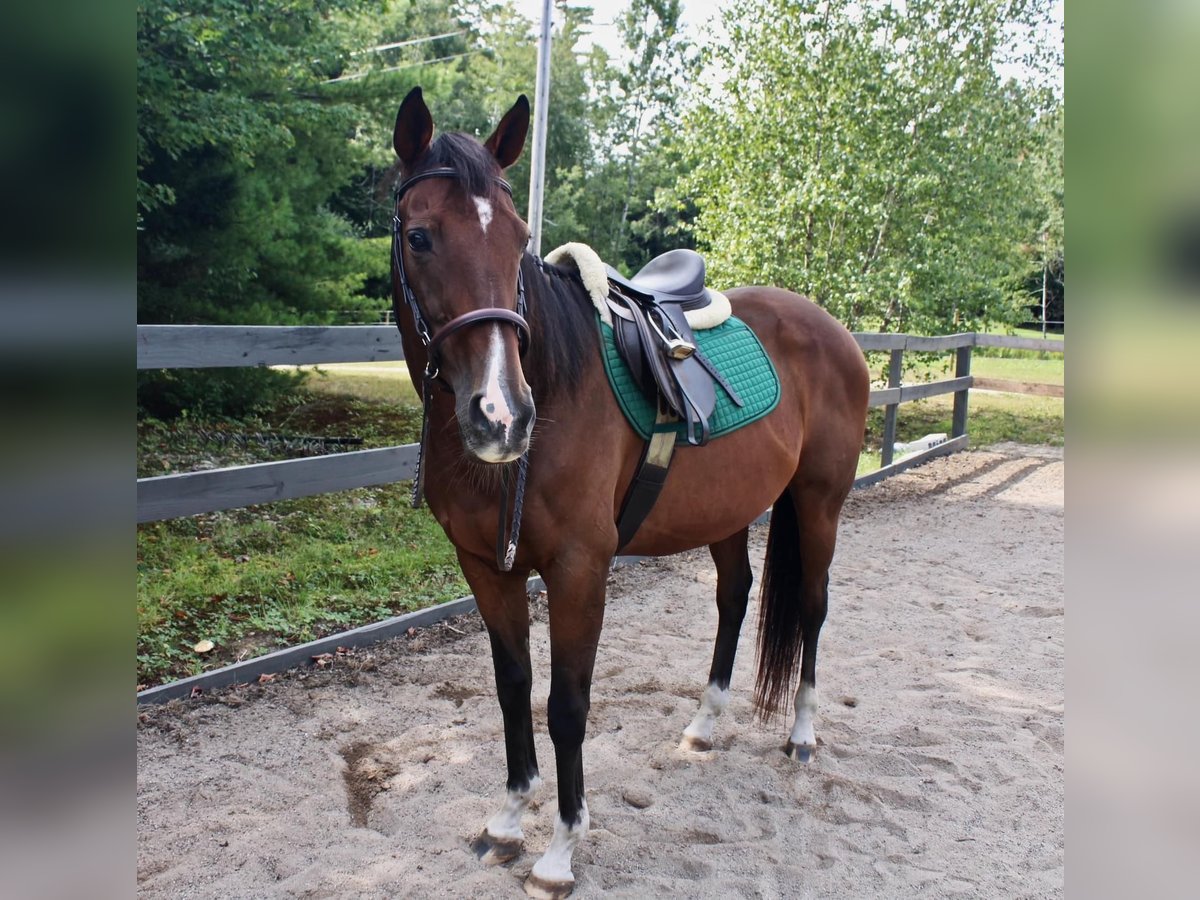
[
  {"x1": 391, "y1": 166, "x2": 531, "y2": 573},
  {"x1": 392, "y1": 167, "x2": 531, "y2": 383}
]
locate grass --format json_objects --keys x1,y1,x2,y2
[
  {"x1": 856, "y1": 391, "x2": 1064, "y2": 476},
  {"x1": 137, "y1": 489, "x2": 467, "y2": 686},
  {"x1": 136, "y1": 370, "x2": 462, "y2": 687},
  {"x1": 138, "y1": 355, "x2": 1063, "y2": 689}
]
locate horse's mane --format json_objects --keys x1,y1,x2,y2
[{"x1": 521, "y1": 255, "x2": 596, "y2": 406}]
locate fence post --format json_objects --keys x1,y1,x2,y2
[
  {"x1": 951, "y1": 341, "x2": 972, "y2": 440},
  {"x1": 880, "y1": 347, "x2": 903, "y2": 467}
]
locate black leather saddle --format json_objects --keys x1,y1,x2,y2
[
  {"x1": 605, "y1": 249, "x2": 741, "y2": 449},
  {"x1": 605, "y1": 249, "x2": 711, "y2": 311}
]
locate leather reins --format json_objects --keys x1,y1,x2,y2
[{"x1": 392, "y1": 166, "x2": 531, "y2": 572}]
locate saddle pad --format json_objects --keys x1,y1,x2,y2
[{"x1": 598, "y1": 313, "x2": 781, "y2": 443}]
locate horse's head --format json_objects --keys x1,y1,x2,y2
[{"x1": 392, "y1": 87, "x2": 535, "y2": 465}]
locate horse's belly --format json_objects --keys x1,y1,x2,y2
[{"x1": 617, "y1": 420, "x2": 799, "y2": 557}]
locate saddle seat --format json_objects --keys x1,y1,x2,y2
[{"x1": 605, "y1": 249, "x2": 710, "y2": 311}]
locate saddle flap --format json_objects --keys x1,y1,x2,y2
[{"x1": 609, "y1": 287, "x2": 718, "y2": 445}]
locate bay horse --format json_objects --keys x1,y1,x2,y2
[{"x1": 389, "y1": 87, "x2": 869, "y2": 898}]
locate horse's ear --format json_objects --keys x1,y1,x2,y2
[
  {"x1": 484, "y1": 95, "x2": 530, "y2": 169},
  {"x1": 394, "y1": 86, "x2": 434, "y2": 171}
]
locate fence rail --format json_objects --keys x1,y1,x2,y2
[
  {"x1": 136, "y1": 326, "x2": 1064, "y2": 522},
  {"x1": 135, "y1": 323, "x2": 1063, "y2": 702}
]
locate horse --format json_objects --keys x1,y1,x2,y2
[{"x1": 388, "y1": 87, "x2": 869, "y2": 899}]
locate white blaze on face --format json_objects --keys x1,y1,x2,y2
[
  {"x1": 473, "y1": 195, "x2": 493, "y2": 233},
  {"x1": 479, "y1": 325, "x2": 515, "y2": 433}
]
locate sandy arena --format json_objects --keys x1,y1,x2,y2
[{"x1": 137, "y1": 443, "x2": 1064, "y2": 898}]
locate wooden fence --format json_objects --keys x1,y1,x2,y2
[
  {"x1": 135, "y1": 324, "x2": 1062, "y2": 701},
  {"x1": 136, "y1": 326, "x2": 1064, "y2": 523}
]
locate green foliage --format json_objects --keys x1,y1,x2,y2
[
  {"x1": 136, "y1": 0, "x2": 450, "y2": 415},
  {"x1": 136, "y1": 383, "x2": 452, "y2": 686},
  {"x1": 137, "y1": 368, "x2": 306, "y2": 420},
  {"x1": 137, "y1": 0, "x2": 389, "y2": 324},
  {"x1": 682, "y1": 0, "x2": 1061, "y2": 334},
  {"x1": 1017, "y1": 100, "x2": 1065, "y2": 326}
]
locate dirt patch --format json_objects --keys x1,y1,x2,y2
[
  {"x1": 137, "y1": 444, "x2": 1063, "y2": 898},
  {"x1": 340, "y1": 741, "x2": 399, "y2": 829}
]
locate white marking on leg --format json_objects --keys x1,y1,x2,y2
[
  {"x1": 682, "y1": 682, "x2": 729, "y2": 749},
  {"x1": 530, "y1": 804, "x2": 588, "y2": 885},
  {"x1": 479, "y1": 324, "x2": 515, "y2": 433},
  {"x1": 485, "y1": 775, "x2": 542, "y2": 841},
  {"x1": 473, "y1": 195, "x2": 493, "y2": 233},
  {"x1": 789, "y1": 682, "x2": 818, "y2": 749}
]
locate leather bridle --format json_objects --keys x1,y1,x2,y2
[
  {"x1": 391, "y1": 166, "x2": 532, "y2": 573},
  {"x1": 391, "y1": 167, "x2": 530, "y2": 384}
]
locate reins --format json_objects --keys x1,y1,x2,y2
[{"x1": 392, "y1": 166, "x2": 531, "y2": 573}]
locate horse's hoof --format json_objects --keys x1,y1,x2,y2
[
  {"x1": 679, "y1": 734, "x2": 713, "y2": 753},
  {"x1": 784, "y1": 741, "x2": 814, "y2": 763},
  {"x1": 471, "y1": 830, "x2": 522, "y2": 866},
  {"x1": 524, "y1": 872, "x2": 575, "y2": 899}
]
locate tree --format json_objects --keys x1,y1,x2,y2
[
  {"x1": 137, "y1": 0, "x2": 394, "y2": 327},
  {"x1": 137, "y1": 0, "x2": 400, "y2": 415},
  {"x1": 1026, "y1": 101, "x2": 1065, "y2": 331},
  {"x1": 682, "y1": 0, "x2": 1060, "y2": 334}
]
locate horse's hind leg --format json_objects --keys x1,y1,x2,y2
[
  {"x1": 457, "y1": 552, "x2": 540, "y2": 866},
  {"x1": 681, "y1": 527, "x2": 753, "y2": 752},
  {"x1": 783, "y1": 484, "x2": 843, "y2": 763}
]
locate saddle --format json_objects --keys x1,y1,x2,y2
[
  {"x1": 605, "y1": 250, "x2": 743, "y2": 447},
  {"x1": 603, "y1": 249, "x2": 744, "y2": 549}
]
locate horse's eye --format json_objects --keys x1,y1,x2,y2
[{"x1": 407, "y1": 229, "x2": 431, "y2": 252}]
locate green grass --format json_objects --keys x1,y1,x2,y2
[
  {"x1": 889, "y1": 353, "x2": 1064, "y2": 386},
  {"x1": 137, "y1": 489, "x2": 467, "y2": 686},
  {"x1": 856, "y1": 391, "x2": 1064, "y2": 475}
]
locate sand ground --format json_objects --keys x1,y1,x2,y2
[{"x1": 137, "y1": 443, "x2": 1064, "y2": 899}]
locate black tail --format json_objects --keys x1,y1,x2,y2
[{"x1": 753, "y1": 488, "x2": 804, "y2": 719}]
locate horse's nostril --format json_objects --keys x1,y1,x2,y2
[{"x1": 468, "y1": 393, "x2": 497, "y2": 431}]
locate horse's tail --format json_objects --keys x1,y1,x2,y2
[{"x1": 753, "y1": 488, "x2": 804, "y2": 719}]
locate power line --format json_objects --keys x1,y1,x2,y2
[
  {"x1": 355, "y1": 30, "x2": 467, "y2": 56},
  {"x1": 323, "y1": 51, "x2": 482, "y2": 84}
]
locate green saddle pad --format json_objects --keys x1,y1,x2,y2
[{"x1": 598, "y1": 313, "x2": 781, "y2": 443}]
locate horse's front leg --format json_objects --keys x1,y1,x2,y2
[
  {"x1": 525, "y1": 552, "x2": 609, "y2": 900},
  {"x1": 457, "y1": 551, "x2": 540, "y2": 866}
]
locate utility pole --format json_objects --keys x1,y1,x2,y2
[
  {"x1": 527, "y1": 0, "x2": 552, "y2": 256},
  {"x1": 1041, "y1": 231, "x2": 1049, "y2": 337}
]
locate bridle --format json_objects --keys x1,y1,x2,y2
[
  {"x1": 391, "y1": 166, "x2": 532, "y2": 572},
  {"x1": 392, "y1": 167, "x2": 530, "y2": 384}
]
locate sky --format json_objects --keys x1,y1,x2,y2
[
  {"x1": 510, "y1": 0, "x2": 1063, "y2": 87},
  {"x1": 511, "y1": 0, "x2": 727, "y2": 62}
]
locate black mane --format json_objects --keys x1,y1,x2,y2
[
  {"x1": 408, "y1": 132, "x2": 507, "y2": 199},
  {"x1": 521, "y1": 255, "x2": 597, "y2": 406}
]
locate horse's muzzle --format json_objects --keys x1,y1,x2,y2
[{"x1": 460, "y1": 389, "x2": 535, "y2": 463}]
